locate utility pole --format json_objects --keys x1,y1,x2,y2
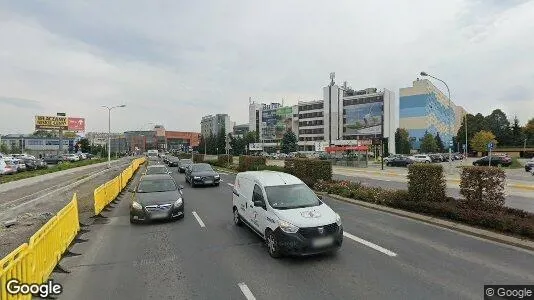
[{"x1": 101, "y1": 105, "x2": 126, "y2": 168}]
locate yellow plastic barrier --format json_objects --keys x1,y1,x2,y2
[
  {"x1": 93, "y1": 158, "x2": 146, "y2": 215},
  {"x1": 0, "y1": 244, "x2": 31, "y2": 300}
]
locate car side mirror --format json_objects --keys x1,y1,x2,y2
[
  {"x1": 253, "y1": 200, "x2": 266, "y2": 209},
  {"x1": 178, "y1": 185, "x2": 184, "y2": 190},
  {"x1": 317, "y1": 194, "x2": 323, "y2": 200}
]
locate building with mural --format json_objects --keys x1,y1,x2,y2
[{"x1": 399, "y1": 79, "x2": 466, "y2": 150}]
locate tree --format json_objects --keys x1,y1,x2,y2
[
  {"x1": 216, "y1": 126, "x2": 226, "y2": 155},
  {"x1": 394, "y1": 128, "x2": 411, "y2": 154},
  {"x1": 470, "y1": 130, "x2": 497, "y2": 153},
  {"x1": 510, "y1": 116, "x2": 525, "y2": 146},
  {"x1": 0, "y1": 143, "x2": 9, "y2": 154},
  {"x1": 524, "y1": 118, "x2": 534, "y2": 144},
  {"x1": 420, "y1": 132, "x2": 438, "y2": 153},
  {"x1": 280, "y1": 130, "x2": 297, "y2": 154},
  {"x1": 62, "y1": 131, "x2": 78, "y2": 139},
  {"x1": 33, "y1": 130, "x2": 53, "y2": 137},
  {"x1": 484, "y1": 109, "x2": 511, "y2": 145},
  {"x1": 434, "y1": 132, "x2": 445, "y2": 152},
  {"x1": 79, "y1": 138, "x2": 91, "y2": 153}
]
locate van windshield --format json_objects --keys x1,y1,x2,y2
[{"x1": 264, "y1": 184, "x2": 321, "y2": 210}]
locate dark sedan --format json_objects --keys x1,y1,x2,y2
[
  {"x1": 178, "y1": 159, "x2": 193, "y2": 173},
  {"x1": 473, "y1": 156, "x2": 512, "y2": 167},
  {"x1": 386, "y1": 157, "x2": 413, "y2": 167},
  {"x1": 43, "y1": 155, "x2": 64, "y2": 164},
  {"x1": 23, "y1": 158, "x2": 47, "y2": 170},
  {"x1": 185, "y1": 163, "x2": 220, "y2": 187},
  {"x1": 129, "y1": 174, "x2": 184, "y2": 223},
  {"x1": 166, "y1": 157, "x2": 180, "y2": 167}
]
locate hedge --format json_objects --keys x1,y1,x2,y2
[
  {"x1": 218, "y1": 154, "x2": 233, "y2": 167},
  {"x1": 193, "y1": 153, "x2": 205, "y2": 163},
  {"x1": 407, "y1": 164, "x2": 446, "y2": 202},
  {"x1": 314, "y1": 180, "x2": 534, "y2": 240},
  {"x1": 460, "y1": 166, "x2": 505, "y2": 210},
  {"x1": 238, "y1": 155, "x2": 266, "y2": 172},
  {"x1": 284, "y1": 158, "x2": 332, "y2": 188}
]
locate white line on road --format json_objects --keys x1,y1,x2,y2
[
  {"x1": 237, "y1": 282, "x2": 256, "y2": 300},
  {"x1": 227, "y1": 183, "x2": 234, "y2": 187},
  {"x1": 192, "y1": 211, "x2": 206, "y2": 228},
  {"x1": 343, "y1": 232, "x2": 397, "y2": 257}
]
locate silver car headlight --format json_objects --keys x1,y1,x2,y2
[
  {"x1": 194, "y1": 176, "x2": 201, "y2": 179},
  {"x1": 132, "y1": 201, "x2": 142, "y2": 210},
  {"x1": 335, "y1": 213, "x2": 342, "y2": 226},
  {"x1": 175, "y1": 197, "x2": 183, "y2": 206},
  {"x1": 279, "y1": 220, "x2": 299, "y2": 234}
]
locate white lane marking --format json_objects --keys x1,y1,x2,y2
[
  {"x1": 219, "y1": 172, "x2": 230, "y2": 175},
  {"x1": 343, "y1": 232, "x2": 397, "y2": 257},
  {"x1": 237, "y1": 282, "x2": 256, "y2": 300},
  {"x1": 192, "y1": 211, "x2": 206, "y2": 228},
  {"x1": 227, "y1": 183, "x2": 234, "y2": 187}
]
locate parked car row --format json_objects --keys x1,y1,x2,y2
[{"x1": 0, "y1": 156, "x2": 48, "y2": 175}]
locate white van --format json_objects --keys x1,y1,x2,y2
[{"x1": 232, "y1": 171, "x2": 343, "y2": 258}]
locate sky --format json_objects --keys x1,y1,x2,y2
[{"x1": 0, "y1": 0, "x2": 533, "y2": 134}]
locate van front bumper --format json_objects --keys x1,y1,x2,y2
[{"x1": 272, "y1": 225, "x2": 343, "y2": 256}]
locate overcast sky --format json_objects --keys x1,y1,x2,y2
[{"x1": 1, "y1": 0, "x2": 533, "y2": 134}]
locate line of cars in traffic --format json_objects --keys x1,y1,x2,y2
[
  {"x1": 0, "y1": 152, "x2": 96, "y2": 176},
  {"x1": 384, "y1": 152, "x2": 515, "y2": 168},
  {"x1": 130, "y1": 152, "x2": 343, "y2": 258}
]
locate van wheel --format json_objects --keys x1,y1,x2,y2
[
  {"x1": 266, "y1": 230, "x2": 282, "y2": 258},
  {"x1": 233, "y1": 208, "x2": 243, "y2": 226}
]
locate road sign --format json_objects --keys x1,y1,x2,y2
[
  {"x1": 487, "y1": 142, "x2": 494, "y2": 150},
  {"x1": 449, "y1": 140, "x2": 453, "y2": 147}
]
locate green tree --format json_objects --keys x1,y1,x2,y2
[
  {"x1": 484, "y1": 109, "x2": 511, "y2": 145},
  {"x1": 470, "y1": 130, "x2": 497, "y2": 153},
  {"x1": 434, "y1": 132, "x2": 445, "y2": 152},
  {"x1": 216, "y1": 126, "x2": 226, "y2": 155},
  {"x1": 33, "y1": 130, "x2": 53, "y2": 137},
  {"x1": 0, "y1": 143, "x2": 9, "y2": 154},
  {"x1": 280, "y1": 130, "x2": 297, "y2": 154},
  {"x1": 420, "y1": 132, "x2": 438, "y2": 153},
  {"x1": 510, "y1": 116, "x2": 525, "y2": 146},
  {"x1": 394, "y1": 128, "x2": 411, "y2": 154},
  {"x1": 79, "y1": 138, "x2": 91, "y2": 153},
  {"x1": 524, "y1": 118, "x2": 534, "y2": 144}
]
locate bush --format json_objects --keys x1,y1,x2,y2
[
  {"x1": 460, "y1": 166, "x2": 505, "y2": 209},
  {"x1": 284, "y1": 159, "x2": 332, "y2": 188},
  {"x1": 407, "y1": 164, "x2": 446, "y2": 202},
  {"x1": 238, "y1": 155, "x2": 266, "y2": 171},
  {"x1": 255, "y1": 165, "x2": 286, "y2": 172},
  {"x1": 217, "y1": 154, "x2": 233, "y2": 167},
  {"x1": 177, "y1": 153, "x2": 192, "y2": 159},
  {"x1": 193, "y1": 153, "x2": 205, "y2": 163}
]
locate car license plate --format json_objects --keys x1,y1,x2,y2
[
  {"x1": 204, "y1": 180, "x2": 213, "y2": 184},
  {"x1": 312, "y1": 236, "x2": 334, "y2": 248},
  {"x1": 150, "y1": 212, "x2": 168, "y2": 219}
]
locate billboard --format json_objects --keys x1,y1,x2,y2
[
  {"x1": 68, "y1": 117, "x2": 85, "y2": 131},
  {"x1": 35, "y1": 116, "x2": 68, "y2": 130},
  {"x1": 344, "y1": 102, "x2": 383, "y2": 136},
  {"x1": 261, "y1": 106, "x2": 293, "y2": 140},
  {"x1": 248, "y1": 143, "x2": 264, "y2": 151}
]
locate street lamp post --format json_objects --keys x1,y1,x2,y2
[
  {"x1": 420, "y1": 72, "x2": 453, "y2": 168},
  {"x1": 101, "y1": 104, "x2": 126, "y2": 168}
]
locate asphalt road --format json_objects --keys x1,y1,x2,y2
[
  {"x1": 55, "y1": 161, "x2": 534, "y2": 300},
  {"x1": 333, "y1": 174, "x2": 534, "y2": 213}
]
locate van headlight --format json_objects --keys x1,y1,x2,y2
[
  {"x1": 132, "y1": 201, "x2": 143, "y2": 210},
  {"x1": 279, "y1": 220, "x2": 299, "y2": 233},
  {"x1": 335, "y1": 213, "x2": 342, "y2": 226},
  {"x1": 175, "y1": 197, "x2": 183, "y2": 207}
]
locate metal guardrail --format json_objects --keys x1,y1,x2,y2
[{"x1": 93, "y1": 157, "x2": 146, "y2": 215}]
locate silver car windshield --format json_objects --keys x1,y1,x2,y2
[{"x1": 264, "y1": 184, "x2": 321, "y2": 210}]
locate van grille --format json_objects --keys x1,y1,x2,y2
[{"x1": 298, "y1": 223, "x2": 338, "y2": 238}]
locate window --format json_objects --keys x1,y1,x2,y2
[
  {"x1": 253, "y1": 185, "x2": 265, "y2": 205},
  {"x1": 265, "y1": 184, "x2": 320, "y2": 209}
]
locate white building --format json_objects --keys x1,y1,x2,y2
[{"x1": 200, "y1": 114, "x2": 232, "y2": 137}]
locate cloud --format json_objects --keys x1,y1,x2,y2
[
  {"x1": 0, "y1": 0, "x2": 533, "y2": 134},
  {"x1": 0, "y1": 97, "x2": 43, "y2": 109}
]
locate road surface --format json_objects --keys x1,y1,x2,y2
[{"x1": 54, "y1": 161, "x2": 534, "y2": 300}]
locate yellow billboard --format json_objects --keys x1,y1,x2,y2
[{"x1": 35, "y1": 115, "x2": 68, "y2": 130}]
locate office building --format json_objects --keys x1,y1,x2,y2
[
  {"x1": 201, "y1": 114, "x2": 232, "y2": 137},
  {"x1": 248, "y1": 102, "x2": 299, "y2": 152},
  {"x1": 232, "y1": 124, "x2": 250, "y2": 138},
  {"x1": 124, "y1": 126, "x2": 200, "y2": 152},
  {"x1": 399, "y1": 79, "x2": 467, "y2": 150},
  {"x1": 0, "y1": 134, "x2": 76, "y2": 156}
]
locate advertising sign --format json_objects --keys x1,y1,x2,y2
[
  {"x1": 344, "y1": 102, "x2": 383, "y2": 136},
  {"x1": 261, "y1": 107, "x2": 293, "y2": 140},
  {"x1": 314, "y1": 141, "x2": 328, "y2": 152},
  {"x1": 248, "y1": 143, "x2": 264, "y2": 151},
  {"x1": 35, "y1": 115, "x2": 68, "y2": 130},
  {"x1": 68, "y1": 117, "x2": 86, "y2": 131}
]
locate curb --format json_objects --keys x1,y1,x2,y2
[
  {"x1": 509, "y1": 184, "x2": 534, "y2": 191},
  {"x1": 323, "y1": 193, "x2": 534, "y2": 252}
]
